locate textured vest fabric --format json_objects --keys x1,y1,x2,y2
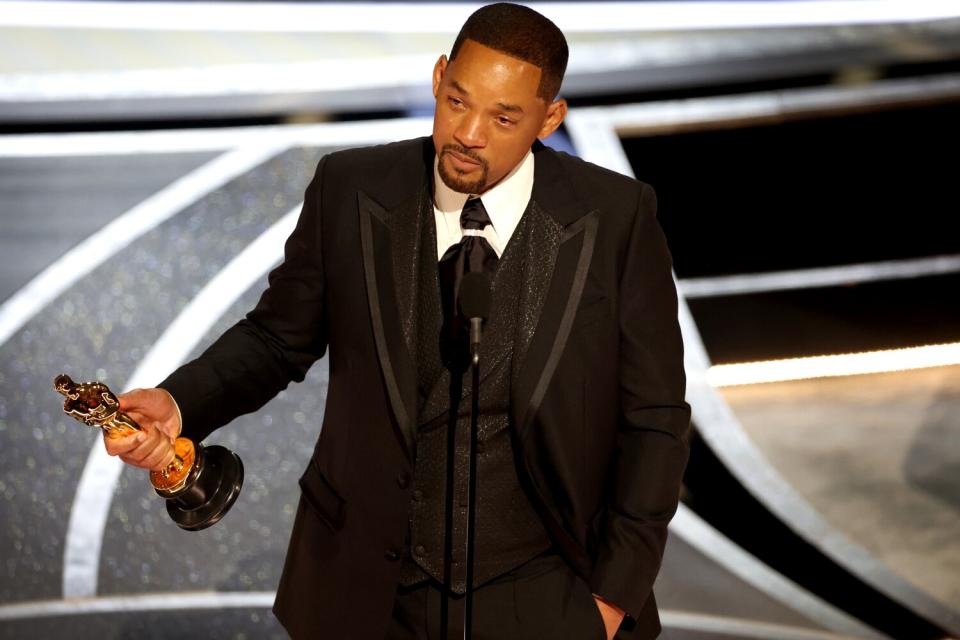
[{"x1": 398, "y1": 198, "x2": 553, "y2": 593}]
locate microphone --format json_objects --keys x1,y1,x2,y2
[{"x1": 459, "y1": 272, "x2": 492, "y2": 365}]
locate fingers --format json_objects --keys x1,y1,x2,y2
[
  {"x1": 104, "y1": 425, "x2": 176, "y2": 471},
  {"x1": 103, "y1": 429, "x2": 144, "y2": 457},
  {"x1": 124, "y1": 440, "x2": 176, "y2": 471},
  {"x1": 106, "y1": 388, "x2": 179, "y2": 471}
]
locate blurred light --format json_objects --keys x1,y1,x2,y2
[
  {"x1": 0, "y1": 1, "x2": 956, "y2": 33},
  {"x1": 707, "y1": 341, "x2": 960, "y2": 387}
]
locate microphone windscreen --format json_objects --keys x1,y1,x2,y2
[{"x1": 459, "y1": 271, "x2": 492, "y2": 319}]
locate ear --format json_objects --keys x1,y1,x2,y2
[
  {"x1": 537, "y1": 98, "x2": 568, "y2": 140},
  {"x1": 432, "y1": 54, "x2": 449, "y2": 99}
]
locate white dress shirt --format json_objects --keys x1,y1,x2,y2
[{"x1": 433, "y1": 149, "x2": 534, "y2": 260}]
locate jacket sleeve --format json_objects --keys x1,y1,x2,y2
[
  {"x1": 587, "y1": 182, "x2": 692, "y2": 618},
  {"x1": 158, "y1": 155, "x2": 330, "y2": 444}
]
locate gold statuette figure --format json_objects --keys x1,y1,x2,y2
[{"x1": 54, "y1": 374, "x2": 243, "y2": 530}]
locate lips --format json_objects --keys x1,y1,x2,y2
[{"x1": 446, "y1": 149, "x2": 481, "y2": 171}]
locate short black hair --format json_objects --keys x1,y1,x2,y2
[{"x1": 449, "y1": 3, "x2": 569, "y2": 102}]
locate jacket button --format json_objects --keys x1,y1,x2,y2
[
  {"x1": 384, "y1": 549, "x2": 400, "y2": 562},
  {"x1": 412, "y1": 489, "x2": 423, "y2": 502},
  {"x1": 397, "y1": 472, "x2": 410, "y2": 489},
  {"x1": 414, "y1": 544, "x2": 426, "y2": 557}
]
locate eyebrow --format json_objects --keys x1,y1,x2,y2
[
  {"x1": 449, "y1": 80, "x2": 525, "y2": 115},
  {"x1": 496, "y1": 102, "x2": 524, "y2": 114}
]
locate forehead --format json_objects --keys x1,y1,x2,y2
[{"x1": 445, "y1": 39, "x2": 543, "y2": 103}]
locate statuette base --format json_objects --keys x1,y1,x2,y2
[{"x1": 163, "y1": 445, "x2": 244, "y2": 531}]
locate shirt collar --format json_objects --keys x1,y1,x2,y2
[{"x1": 433, "y1": 148, "x2": 535, "y2": 238}]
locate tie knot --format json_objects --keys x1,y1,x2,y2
[{"x1": 460, "y1": 197, "x2": 492, "y2": 231}]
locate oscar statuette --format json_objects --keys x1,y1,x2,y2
[{"x1": 54, "y1": 374, "x2": 243, "y2": 531}]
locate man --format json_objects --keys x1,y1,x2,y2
[{"x1": 105, "y1": 4, "x2": 691, "y2": 639}]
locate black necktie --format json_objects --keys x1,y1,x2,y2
[{"x1": 438, "y1": 197, "x2": 498, "y2": 369}]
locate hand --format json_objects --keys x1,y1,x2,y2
[
  {"x1": 102, "y1": 388, "x2": 182, "y2": 471},
  {"x1": 592, "y1": 594, "x2": 625, "y2": 640}
]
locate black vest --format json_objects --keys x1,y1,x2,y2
[{"x1": 398, "y1": 195, "x2": 553, "y2": 593}]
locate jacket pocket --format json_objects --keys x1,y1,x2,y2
[{"x1": 298, "y1": 458, "x2": 347, "y2": 532}]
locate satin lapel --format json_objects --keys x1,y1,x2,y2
[
  {"x1": 510, "y1": 142, "x2": 601, "y2": 444},
  {"x1": 511, "y1": 209, "x2": 599, "y2": 443},
  {"x1": 357, "y1": 188, "x2": 425, "y2": 462}
]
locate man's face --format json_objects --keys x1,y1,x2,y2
[{"x1": 431, "y1": 39, "x2": 566, "y2": 194}]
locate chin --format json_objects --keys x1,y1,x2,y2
[{"x1": 439, "y1": 156, "x2": 488, "y2": 194}]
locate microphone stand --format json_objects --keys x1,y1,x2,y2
[
  {"x1": 441, "y1": 271, "x2": 490, "y2": 640},
  {"x1": 440, "y1": 374, "x2": 458, "y2": 640},
  {"x1": 440, "y1": 330, "x2": 480, "y2": 640},
  {"x1": 439, "y1": 321, "x2": 482, "y2": 640},
  {"x1": 463, "y1": 317, "x2": 482, "y2": 639}
]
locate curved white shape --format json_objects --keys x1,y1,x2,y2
[
  {"x1": 0, "y1": 146, "x2": 284, "y2": 347},
  {"x1": 4, "y1": 42, "x2": 956, "y2": 111},
  {"x1": 674, "y1": 226, "x2": 960, "y2": 638},
  {"x1": 680, "y1": 254, "x2": 960, "y2": 299},
  {"x1": 660, "y1": 610, "x2": 877, "y2": 640},
  {"x1": 578, "y1": 74, "x2": 960, "y2": 135},
  {"x1": 708, "y1": 342, "x2": 960, "y2": 387},
  {"x1": 0, "y1": 588, "x2": 878, "y2": 640},
  {"x1": 0, "y1": 118, "x2": 432, "y2": 158},
  {"x1": 0, "y1": 56, "x2": 437, "y2": 102},
  {"x1": 0, "y1": 591, "x2": 276, "y2": 619},
  {"x1": 62, "y1": 207, "x2": 300, "y2": 598},
  {"x1": 671, "y1": 505, "x2": 884, "y2": 638},
  {"x1": 0, "y1": 1, "x2": 956, "y2": 32}
]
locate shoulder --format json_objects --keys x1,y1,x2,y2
[
  {"x1": 321, "y1": 136, "x2": 429, "y2": 177},
  {"x1": 547, "y1": 146, "x2": 646, "y2": 189},
  {"x1": 312, "y1": 137, "x2": 431, "y2": 206},
  {"x1": 533, "y1": 143, "x2": 654, "y2": 217}
]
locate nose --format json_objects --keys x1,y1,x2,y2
[{"x1": 454, "y1": 112, "x2": 486, "y2": 148}]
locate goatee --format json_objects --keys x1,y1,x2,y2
[{"x1": 437, "y1": 144, "x2": 489, "y2": 194}]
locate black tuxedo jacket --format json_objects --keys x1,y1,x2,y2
[{"x1": 160, "y1": 137, "x2": 691, "y2": 639}]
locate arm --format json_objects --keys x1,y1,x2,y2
[{"x1": 588, "y1": 182, "x2": 692, "y2": 622}]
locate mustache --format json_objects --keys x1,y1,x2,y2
[{"x1": 442, "y1": 144, "x2": 486, "y2": 165}]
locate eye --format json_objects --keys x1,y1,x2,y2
[
  {"x1": 448, "y1": 96, "x2": 465, "y2": 110},
  {"x1": 496, "y1": 115, "x2": 516, "y2": 127}
]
